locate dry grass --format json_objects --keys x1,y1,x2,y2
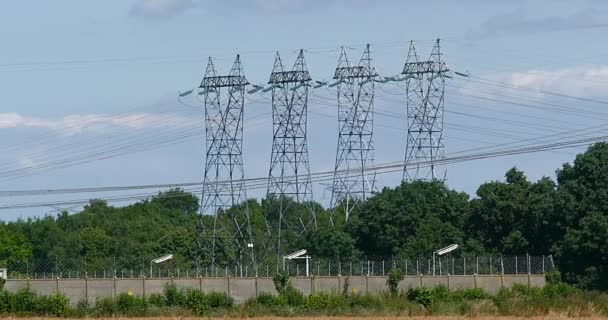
[{"x1": 6, "y1": 317, "x2": 608, "y2": 320}]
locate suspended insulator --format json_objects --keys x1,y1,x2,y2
[{"x1": 179, "y1": 89, "x2": 194, "y2": 97}]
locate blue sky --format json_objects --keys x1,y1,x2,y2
[{"x1": 1, "y1": 0, "x2": 608, "y2": 219}]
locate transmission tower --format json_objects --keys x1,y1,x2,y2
[
  {"x1": 199, "y1": 55, "x2": 255, "y2": 273},
  {"x1": 402, "y1": 39, "x2": 449, "y2": 182},
  {"x1": 265, "y1": 50, "x2": 316, "y2": 262},
  {"x1": 330, "y1": 44, "x2": 378, "y2": 222}
]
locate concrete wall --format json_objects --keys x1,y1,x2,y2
[{"x1": 5, "y1": 274, "x2": 545, "y2": 305}]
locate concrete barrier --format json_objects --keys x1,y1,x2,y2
[{"x1": 5, "y1": 274, "x2": 545, "y2": 305}]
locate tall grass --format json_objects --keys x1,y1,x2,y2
[{"x1": 0, "y1": 282, "x2": 607, "y2": 317}]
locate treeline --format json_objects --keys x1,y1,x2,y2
[{"x1": 2, "y1": 143, "x2": 608, "y2": 289}]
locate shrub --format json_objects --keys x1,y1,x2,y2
[
  {"x1": 207, "y1": 291, "x2": 233, "y2": 309},
  {"x1": 462, "y1": 288, "x2": 488, "y2": 300},
  {"x1": 542, "y1": 283, "x2": 577, "y2": 298},
  {"x1": 116, "y1": 292, "x2": 147, "y2": 316},
  {"x1": 348, "y1": 293, "x2": 378, "y2": 309},
  {"x1": 148, "y1": 292, "x2": 165, "y2": 308},
  {"x1": 306, "y1": 292, "x2": 332, "y2": 311},
  {"x1": 545, "y1": 270, "x2": 562, "y2": 284},
  {"x1": 163, "y1": 284, "x2": 185, "y2": 306},
  {"x1": 0, "y1": 290, "x2": 10, "y2": 313},
  {"x1": 253, "y1": 292, "x2": 284, "y2": 307},
  {"x1": 273, "y1": 272, "x2": 290, "y2": 294},
  {"x1": 387, "y1": 269, "x2": 404, "y2": 295},
  {"x1": 93, "y1": 297, "x2": 116, "y2": 316},
  {"x1": 184, "y1": 288, "x2": 209, "y2": 315},
  {"x1": 44, "y1": 292, "x2": 70, "y2": 316},
  {"x1": 10, "y1": 287, "x2": 37, "y2": 314},
  {"x1": 283, "y1": 286, "x2": 305, "y2": 307},
  {"x1": 431, "y1": 285, "x2": 451, "y2": 301},
  {"x1": 407, "y1": 287, "x2": 434, "y2": 307},
  {"x1": 75, "y1": 299, "x2": 90, "y2": 317}
]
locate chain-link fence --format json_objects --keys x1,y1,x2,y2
[{"x1": 5, "y1": 255, "x2": 554, "y2": 279}]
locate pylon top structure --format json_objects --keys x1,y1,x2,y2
[
  {"x1": 330, "y1": 44, "x2": 378, "y2": 223},
  {"x1": 265, "y1": 49, "x2": 315, "y2": 264},
  {"x1": 199, "y1": 54, "x2": 255, "y2": 274},
  {"x1": 402, "y1": 39, "x2": 449, "y2": 182}
]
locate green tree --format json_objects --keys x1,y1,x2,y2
[{"x1": 554, "y1": 143, "x2": 608, "y2": 289}]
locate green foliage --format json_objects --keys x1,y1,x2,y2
[
  {"x1": 148, "y1": 293, "x2": 165, "y2": 308},
  {"x1": 184, "y1": 288, "x2": 209, "y2": 314},
  {"x1": 116, "y1": 292, "x2": 147, "y2": 316},
  {"x1": 387, "y1": 269, "x2": 404, "y2": 295},
  {"x1": 93, "y1": 297, "x2": 116, "y2": 316},
  {"x1": 163, "y1": 284, "x2": 185, "y2": 307},
  {"x1": 461, "y1": 288, "x2": 487, "y2": 300},
  {"x1": 407, "y1": 287, "x2": 435, "y2": 307},
  {"x1": 272, "y1": 272, "x2": 290, "y2": 294}
]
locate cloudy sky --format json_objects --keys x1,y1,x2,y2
[{"x1": 1, "y1": 0, "x2": 608, "y2": 219}]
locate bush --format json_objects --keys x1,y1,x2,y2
[
  {"x1": 148, "y1": 292, "x2": 165, "y2": 308},
  {"x1": 10, "y1": 288, "x2": 37, "y2": 314},
  {"x1": 43, "y1": 292, "x2": 70, "y2": 316},
  {"x1": 462, "y1": 288, "x2": 488, "y2": 300},
  {"x1": 273, "y1": 272, "x2": 290, "y2": 294},
  {"x1": 163, "y1": 284, "x2": 185, "y2": 306},
  {"x1": 282, "y1": 286, "x2": 305, "y2": 307},
  {"x1": 116, "y1": 292, "x2": 147, "y2": 316},
  {"x1": 252, "y1": 292, "x2": 284, "y2": 307},
  {"x1": 207, "y1": 291, "x2": 233, "y2": 309},
  {"x1": 387, "y1": 269, "x2": 404, "y2": 295},
  {"x1": 306, "y1": 292, "x2": 332, "y2": 311},
  {"x1": 184, "y1": 288, "x2": 209, "y2": 315},
  {"x1": 93, "y1": 297, "x2": 116, "y2": 316},
  {"x1": 407, "y1": 287, "x2": 434, "y2": 307}
]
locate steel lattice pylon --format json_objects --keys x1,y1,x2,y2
[
  {"x1": 330, "y1": 44, "x2": 378, "y2": 222},
  {"x1": 265, "y1": 50, "x2": 316, "y2": 263},
  {"x1": 402, "y1": 39, "x2": 449, "y2": 182},
  {"x1": 199, "y1": 55, "x2": 255, "y2": 273}
]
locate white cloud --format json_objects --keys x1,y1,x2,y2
[
  {"x1": 130, "y1": 0, "x2": 196, "y2": 19},
  {"x1": 460, "y1": 65, "x2": 608, "y2": 99},
  {"x1": 471, "y1": 8, "x2": 608, "y2": 37},
  {"x1": 0, "y1": 112, "x2": 200, "y2": 135}
]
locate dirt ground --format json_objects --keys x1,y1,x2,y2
[{"x1": 7, "y1": 317, "x2": 608, "y2": 320}]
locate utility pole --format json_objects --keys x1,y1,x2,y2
[
  {"x1": 265, "y1": 50, "x2": 316, "y2": 263},
  {"x1": 402, "y1": 39, "x2": 449, "y2": 182},
  {"x1": 330, "y1": 44, "x2": 377, "y2": 223},
  {"x1": 198, "y1": 55, "x2": 255, "y2": 274}
]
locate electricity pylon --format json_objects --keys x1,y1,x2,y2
[
  {"x1": 402, "y1": 39, "x2": 449, "y2": 182},
  {"x1": 265, "y1": 50, "x2": 316, "y2": 263},
  {"x1": 199, "y1": 55, "x2": 255, "y2": 274},
  {"x1": 330, "y1": 44, "x2": 377, "y2": 222}
]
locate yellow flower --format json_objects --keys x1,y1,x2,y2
[{"x1": 127, "y1": 289, "x2": 134, "y2": 296}]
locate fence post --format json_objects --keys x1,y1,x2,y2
[
  {"x1": 142, "y1": 276, "x2": 146, "y2": 299},
  {"x1": 542, "y1": 256, "x2": 545, "y2": 274},
  {"x1": 501, "y1": 256, "x2": 504, "y2": 274},
  {"x1": 382, "y1": 261, "x2": 385, "y2": 276},
  {"x1": 475, "y1": 257, "x2": 479, "y2": 275},
  {"x1": 463, "y1": 257, "x2": 466, "y2": 275},
  {"x1": 515, "y1": 256, "x2": 518, "y2": 275},
  {"x1": 527, "y1": 254, "x2": 531, "y2": 274},
  {"x1": 405, "y1": 259, "x2": 408, "y2": 276},
  {"x1": 85, "y1": 276, "x2": 89, "y2": 302},
  {"x1": 490, "y1": 257, "x2": 493, "y2": 274}
]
